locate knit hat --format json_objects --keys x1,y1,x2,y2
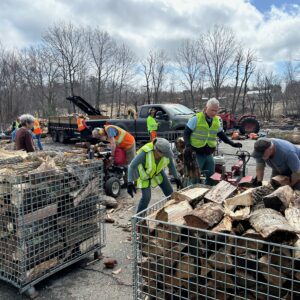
[
  {"x1": 252, "y1": 138, "x2": 272, "y2": 158},
  {"x1": 154, "y1": 138, "x2": 173, "y2": 158}
]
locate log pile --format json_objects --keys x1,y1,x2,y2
[
  {"x1": 0, "y1": 150, "x2": 104, "y2": 284},
  {"x1": 138, "y1": 181, "x2": 300, "y2": 299}
]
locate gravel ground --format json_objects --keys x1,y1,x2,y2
[{"x1": 0, "y1": 138, "x2": 272, "y2": 299}]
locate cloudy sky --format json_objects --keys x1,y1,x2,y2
[{"x1": 1, "y1": 0, "x2": 300, "y2": 71}]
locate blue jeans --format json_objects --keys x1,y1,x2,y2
[
  {"x1": 189, "y1": 153, "x2": 215, "y2": 186},
  {"x1": 12, "y1": 129, "x2": 18, "y2": 142},
  {"x1": 137, "y1": 170, "x2": 173, "y2": 213},
  {"x1": 34, "y1": 134, "x2": 43, "y2": 150}
]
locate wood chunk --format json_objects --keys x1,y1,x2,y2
[
  {"x1": 225, "y1": 188, "x2": 254, "y2": 207},
  {"x1": 22, "y1": 203, "x2": 57, "y2": 225},
  {"x1": 250, "y1": 208, "x2": 298, "y2": 244},
  {"x1": 101, "y1": 195, "x2": 118, "y2": 208},
  {"x1": 285, "y1": 207, "x2": 300, "y2": 232},
  {"x1": 212, "y1": 216, "x2": 233, "y2": 233},
  {"x1": 26, "y1": 258, "x2": 59, "y2": 281},
  {"x1": 174, "y1": 255, "x2": 196, "y2": 279},
  {"x1": 236, "y1": 229, "x2": 265, "y2": 255},
  {"x1": 271, "y1": 175, "x2": 291, "y2": 188},
  {"x1": 141, "y1": 239, "x2": 165, "y2": 258},
  {"x1": 156, "y1": 224, "x2": 180, "y2": 249},
  {"x1": 263, "y1": 185, "x2": 296, "y2": 212},
  {"x1": 293, "y1": 237, "x2": 300, "y2": 259},
  {"x1": 73, "y1": 177, "x2": 99, "y2": 207},
  {"x1": 259, "y1": 255, "x2": 287, "y2": 286},
  {"x1": 205, "y1": 181, "x2": 237, "y2": 204},
  {"x1": 210, "y1": 270, "x2": 235, "y2": 290},
  {"x1": 155, "y1": 200, "x2": 193, "y2": 225},
  {"x1": 224, "y1": 205, "x2": 251, "y2": 221},
  {"x1": 208, "y1": 248, "x2": 233, "y2": 270},
  {"x1": 172, "y1": 186, "x2": 209, "y2": 207},
  {"x1": 183, "y1": 202, "x2": 223, "y2": 229}
]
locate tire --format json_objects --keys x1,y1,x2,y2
[
  {"x1": 239, "y1": 118, "x2": 260, "y2": 135},
  {"x1": 51, "y1": 130, "x2": 58, "y2": 142},
  {"x1": 105, "y1": 177, "x2": 121, "y2": 198},
  {"x1": 58, "y1": 131, "x2": 65, "y2": 143}
]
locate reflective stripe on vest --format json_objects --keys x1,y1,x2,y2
[
  {"x1": 147, "y1": 116, "x2": 158, "y2": 132},
  {"x1": 136, "y1": 142, "x2": 170, "y2": 188},
  {"x1": 190, "y1": 112, "x2": 220, "y2": 148}
]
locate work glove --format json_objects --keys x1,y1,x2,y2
[
  {"x1": 174, "y1": 178, "x2": 183, "y2": 190},
  {"x1": 252, "y1": 177, "x2": 262, "y2": 187},
  {"x1": 232, "y1": 142, "x2": 242, "y2": 148},
  {"x1": 127, "y1": 182, "x2": 136, "y2": 198}
]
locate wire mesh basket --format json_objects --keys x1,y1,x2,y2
[
  {"x1": 158, "y1": 131, "x2": 184, "y2": 143},
  {"x1": 132, "y1": 195, "x2": 300, "y2": 300},
  {"x1": 0, "y1": 160, "x2": 105, "y2": 295}
]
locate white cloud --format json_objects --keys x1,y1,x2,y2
[{"x1": 0, "y1": 0, "x2": 299, "y2": 68}]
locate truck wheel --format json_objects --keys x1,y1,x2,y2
[
  {"x1": 239, "y1": 118, "x2": 260, "y2": 134},
  {"x1": 58, "y1": 131, "x2": 65, "y2": 143},
  {"x1": 105, "y1": 177, "x2": 121, "y2": 198},
  {"x1": 51, "y1": 131, "x2": 58, "y2": 142}
]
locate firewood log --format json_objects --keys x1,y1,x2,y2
[
  {"x1": 155, "y1": 200, "x2": 193, "y2": 225},
  {"x1": 225, "y1": 188, "x2": 255, "y2": 207},
  {"x1": 263, "y1": 185, "x2": 296, "y2": 212},
  {"x1": 155, "y1": 224, "x2": 180, "y2": 249},
  {"x1": 285, "y1": 207, "x2": 300, "y2": 232},
  {"x1": 250, "y1": 208, "x2": 298, "y2": 244},
  {"x1": 271, "y1": 175, "x2": 291, "y2": 188},
  {"x1": 211, "y1": 216, "x2": 233, "y2": 233},
  {"x1": 236, "y1": 229, "x2": 265, "y2": 255},
  {"x1": 224, "y1": 205, "x2": 250, "y2": 221},
  {"x1": 183, "y1": 202, "x2": 223, "y2": 229},
  {"x1": 210, "y1": 270, "x2": 235, "y2": 291},
  {"x1": 174, "y1": 255, "x2": 196, "y2": 279},
  {"x1": 207, "y1": 247, "x2": 233, "y2": 271},
  {"x1": 26, "y1": 257, "x2": 59, "y2": 282},
  {"x1": 204, "y1": 181, "x2": 237, "y2": 204},
  {"x1": 172, "y1": 186, "x2": 209, "y2": 208}
]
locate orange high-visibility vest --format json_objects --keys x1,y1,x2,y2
[
  {"x1": 104, "y1": 125, "x2": 135, "y2": 150},
  {"x1": 33, "y1": 119, "x2": 42, "y2": 135},
  {"x1": 77, "y1": 117, "x2": 87, "y2": 132}
]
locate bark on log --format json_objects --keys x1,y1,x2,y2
[
  {"x1": 141, "y1": 239, "x2": 165, "y2": 258},
  {"x1": 225, "y1": 188, "x2": 255, "y2": 207},
  {"x1": 204, "y1": 181, "x2": 237, "y2": 204},
  {"x1": 73, "y1": 177, "x2": 99, "y2": 207},
  {"x1": 174, "y1": 255, "x2": 196, "y2": 279},
  {"x1": 26, "y1": 258, "x2": 59, "y2": 281},
  {"x1": 224, "y1": 205, "x2": 251, "y2": 221},
  {"x1": 183, "y1": 202, "x2": 223, "y2": 229},
  {"x1": 271, "y1": 175, "x2": 291, "y2": 188},
  {"x1": 155, "y1": 200, "x2": 193, "y2": 225},
  {"x1": 236, "y1": 229, "x2": 265, "y2": 255},
  {"x1": 156, "y1": 224, "x2": 180, "y2": 249},
  {"x1": 208, "y1": 248, "x2": 234, "y2": 270},
  {"x1": 263, "y1": 185, "x2": 295, "y2": 212},
  {"x1": 101, "y1": 195, "x2": 118, "y2": 208},
  {"x1": 250, "y1": 208, "x2": 298, "y2": 244},
  {"x1": 285, "y1": 207, "x2": 300, "y2": 232}
]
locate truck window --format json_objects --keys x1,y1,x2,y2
[{"x1": 139, "y1": 107, "x2": 149, "y2": 118}]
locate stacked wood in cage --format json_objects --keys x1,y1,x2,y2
[
  {"x1": 138, "y1": 180, "x2": 300, "y2": 299},
  {"x1": 0, "y1": 150, "x2": 103, "y2": 284}
]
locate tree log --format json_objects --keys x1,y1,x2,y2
[
  {"x1": 224, "y1": 205, "x2": 251, "y2": 221},
  {"x1": 174, "y1": 255, "x2": 196, "y2": 279},
  {"x1": 285, "y1": 207, "x2": 300, "y2": 232},
  {"x1": 183, "y1": 202, "x2": 223, "y2": 229},
  {"x1": 225, "y1": 188, "x2": 255, "y2": 207},
  {"x1": 250, "y1": 208, "x2": 298, "y2": 244},
  {"x1": 172, "y1": 186, "x2": 209, "y2": 207},
  {"x1": 236, "y1": 229, "x2": 265, "y2": 255},
  {"x1": 263, "y1": 185, "x2": 296, "y2": 212},
  {"x1": 204, "y1": 181, "x2": 237, "y2": 204},
  {"x1": 101, "y1": 195, "x2": 118, "y2": 208},
  {"x1": 208, "y1": 248, "x2": 234, "y2": 271},
  {"x1": 271, "y1": 175, "x2": 291, "y2": 188},
  {"x1": 156, "y1": 200, "x2": 193, "y2": 225},
  {"x1": 155, "y1": 224, "x2": 180, "y2": 249},
  {"x1": 212, "y1": 216, "x2": 233, "y2": 233}
]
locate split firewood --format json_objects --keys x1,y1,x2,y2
[
  {"x1": 174, "y1": 255, "x2": 196, "y2": 279},
  {"x1": 79, "y1": 235, "x2": 100, "y2": 253},
  {"x1": 250, "y1": 208, "x2": 298, "y2": 244},
  {"x1": 293, "y1": 237, "x2": 300, "y2": 260},
  {"x1": 259, "y1": 255, "x2": 287, "y2": 286},
  {"x1": 270, "y1": 246, "x2": 293, "y2": 275},
  {"x1": 172, "y1": 186, "x2": 209, "y2": 207},
  {"x1": 285, "y1": 207, "x2": 300, "y2": 232},
  {"x1": 183, "y1": 202, "x2": 223, "y2": 229},
  {"x1": 224, "y1": 205, "x2": 251, "y2": 221},
  {"x1": 236, "y1": 229, "x2": 265, "y2": 255},
  {"x1": 224, "y1": 188, "x2": 255, "y2": 207},
  {"x1": 251, "y1": 185, "x2": 274, "y2": 210},
  {"x1": 155, "y1": 200, "x2": 193, "y2": 225},
  {"x1": 271, "y1": 175, "x2": 291, "y2": 188},
  {"x1": 156, "y1": 224, "x2": 180, "y2": 248},
  {"x1": 26, "y1": 258, "x2": 59, "y2": 281},
  {"x1": 263, "y1": 185, "x2": 296, "y2": 212},
  {"x1": 101, "y1": 195, "x2": 118, "y2": 208},
  {"x1": 204, "y1": 180, "x2": 237, "y2": 204},
  {"x1": 210, "y1": 270, "x2": 235, "y2": 291},
  {"x1": 141, "y1": 239, "x2": 165, "y2": 258},
  {"x1": 207, "y1": 248, "x2": 233, "y2": 271},
  {"x1": 211, "y1": 216, "x2": 233, "y2": 233},
  {"x1": 23, "y1": 203, "x2": 58, "y2": 225},
  {"x1": 72, "y1": 177, "x2": 99, "y2": 207}
]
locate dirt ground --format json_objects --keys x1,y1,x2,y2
[{"x1": 0, "y1": 138, "x2": 272, "y2": 299}]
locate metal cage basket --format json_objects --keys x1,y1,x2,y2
[
  {"x1": 0, "y1": 160, "x2": 105, "y2": 295},
  {"x1": 132, "y1": 195, "x2": 300, "y2": 300}
]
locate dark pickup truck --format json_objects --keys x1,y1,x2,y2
[{"x1": 48, "y1": 96, "x2": 193, "y2": 143}]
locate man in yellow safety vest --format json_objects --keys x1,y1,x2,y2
[
  {"x1": 147, "y1": 108, "x2": 158, "y2": 141},
  {"x1": 184, "y1": 98, "x2": 242, "y2": 185},
  {"x1": 127, "y1": 138, "x2": 182, "y2": 213}
]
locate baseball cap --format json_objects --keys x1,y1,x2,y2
[
  {"x1": 154, "y1": 138, "x2": 174, "y2": 158},
  {"x1": 252, "y1": 138, "x2": 272, "y2": 159}
]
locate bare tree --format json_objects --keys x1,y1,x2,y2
[
  {"x1": 88, "y1": 29, "x2": 116, "y2": 110},
  {"x1": 198, "y1": 25, "x2": 237, "y2": 99},
  {"x1": 151, "y1": 50, "x2": 168, "y2": 104},
  {"x1": 176, "y1": 39, "x2": 204, "y2": 108},
  {"x1": 141, "y1": 51, "x2": 154, "y2": 104},
  {"x1": 43, "y1": 22, "x2": 88, "y2": 111}
]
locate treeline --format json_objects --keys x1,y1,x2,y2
[{"x1": 0, "y1": 23, "x2": 299, "y2": 124}]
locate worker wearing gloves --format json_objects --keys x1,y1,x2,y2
[
  {"x1": 147, "y1": 108, "x2": 158, "y2": 141},
  {"x1": 183, "y1": 98, "x2": 242, "y2": 185},
  {"x1": 92, "y1": 125, "x2": 136, "y2": 164},
  {"x1": 252, "y1": 137, "x2": 300, "y2": 189},
  {"x1": 76, "y1": 114, "x2": 90, "y2": 139},
  {"x1": 127, "y1": 137, "x2": 182, "y2": 213}
]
